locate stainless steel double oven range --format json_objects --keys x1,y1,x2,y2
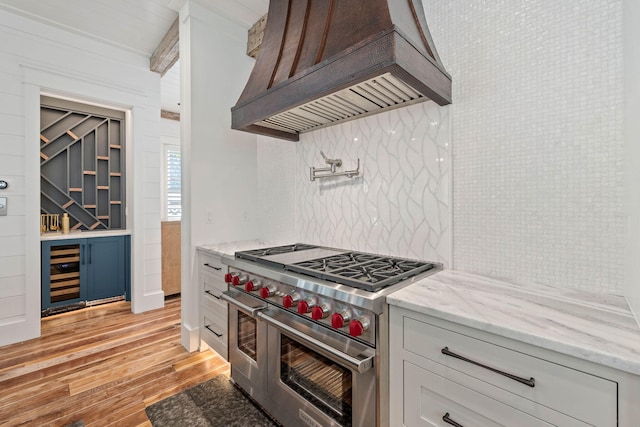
[{"x1": 221, "y1": 244, "x2": 441, "y2": 427}]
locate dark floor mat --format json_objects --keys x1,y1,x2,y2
[{"x1": 145, "y1": 375, "x2": 279, "y2": 427}]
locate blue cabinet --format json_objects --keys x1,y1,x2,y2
[{"x1": 42, "y1": 235, "x2": 130, "y2": 312}]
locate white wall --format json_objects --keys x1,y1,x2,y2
[
  {"x1": 256, "y1": 136, "x2": 297, "y2": 244},
  {"x1": 423, "y1": 0, "x2": 624, "y2": 294},
  {"x1": 180, "y1": 0, "x2": 259, "y2": 350},
  {"x1": 624, "y1": 0, "x2": 640, "y2": 320},
  {"x1": 0, "y1": 8, "x2": 163, "y2": 346}
]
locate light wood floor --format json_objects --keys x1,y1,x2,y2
[{"x1": 0, "y1": 296, "x2": 229, "y2": 427}]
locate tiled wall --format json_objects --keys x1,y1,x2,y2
[
  {"x1": 296, "y1": 102, "x2": 451, "y2": 264},
  {"x1": 423, "y1": 0, "x2": 625, "y2": 293},
  {"x1": 257, "y1": 1, "x2": 625, "y2": 295},
  {"x1": 257, "y1": 136, "x2": 297, "y2": 244}
]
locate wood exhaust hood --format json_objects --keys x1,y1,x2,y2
[{"x1": 231, "y1": 0, "x2": 452, "y2": 142}]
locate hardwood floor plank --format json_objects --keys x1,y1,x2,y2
[{"x1": 0, "y1": 296, "x2": 228, "y2": 427}]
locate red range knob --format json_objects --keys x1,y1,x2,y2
[
  {"x1": 312, "y1": 306, "x2": 325, "y2": 320},
  {"x1": 260, "y1": 285, "x2": 276, "y2": 299},
  {"x1": 245, "y1": 280, "x2": 262, "y2": 292},
  {"x1": 349, "y1": 317, "x2": 370, "y2": 337},
  {"x1": 298, "y1": 300, "x2": 310, "y2": 314},
  {"x1": 224, "y1": 273, "x2": 233, "y2": 283},
  {"x1": 231, "y1": 275, "x2": 247, "y2": 286},
  {"x1": 283, "y1": 294, "x2": 299, "y2": 308},
  {"x1": 312, "y1": 303, "x2": 331, "y2": 320},
  {"x1": 331, "y1": 310, "x2": 351, "y2": 328},
  {"x1": 331, "y1": 313, "x2": 345, "y2": 329}
]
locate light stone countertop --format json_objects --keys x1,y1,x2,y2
[
  {"x1": 41, "y1": 229, "x2": 131, "y2": 241},
  {"x1": 197, "y1": 240, "x2": 284, "y2": 259},
  {"x1": 387, "y1": 270, "x2": 640, "y2": 376}
]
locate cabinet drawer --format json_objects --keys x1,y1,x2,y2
[
  {"x1": 199, "y1": 253, "x2": 225, "y2": 279},
  {"x1": 403, "y1": 317, "x2": 616, "y2": 426},
  {"x1": 403, "y1": 361, "x2": 587, "y2": 427},
  {"x1": 203, "y1": 278, "x2": 227, "y2": 309},
  {"x1": 202, "y1": 306, "x2": 228, "y2": 361}
]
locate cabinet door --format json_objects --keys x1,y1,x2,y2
[
  {"x1": 41, "y1": 239, "x2": 87, "y2": 310},
  {"x1": 86, "y1": 236, "x2": 126, "y2": 301}
]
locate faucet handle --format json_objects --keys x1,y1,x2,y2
[{"x1": 320, "y1": 151, "x2": 342, "y2": 167}]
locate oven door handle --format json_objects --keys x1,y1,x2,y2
[
  {"x1": 257, "y1": 311, "x2": 374, "y2": 374},
  {"x1": 221, "y1": 291, "x2": 267, "y2": 316}
]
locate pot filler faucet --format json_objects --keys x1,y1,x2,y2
[{"x1": 310, "y1": 151, "x2": 360, "y2": 181}]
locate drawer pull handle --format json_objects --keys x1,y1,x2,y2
[
  {"x1": 441, "y1": 347, "x2": 535, "y2": 388},
  {"x1": 205, "y1": 325, "x2": 223, "y2": 338},
  {"x1": 205, "y1": 290, "x2": 221, "y2": 300},
  {"x1": 204, "y1": 263, "x2": 221, "y2": 271},
  {"x1": 442, "y1": 413, "x2": 464, "y2": 427}
]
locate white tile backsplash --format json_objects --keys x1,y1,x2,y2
[
  {"x1": 296, "y1": 102, "x2": 451, "y2": 264},
  {"x1": 424, "y1": 0, "x2": 624, "y2": 293}
]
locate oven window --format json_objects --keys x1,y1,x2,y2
[
  {"x1": 237, "y1": 311, "x2": 257, "y2": 361},
  {"x1": 280, "y1": 335, "x2": 352, "y2": 426}
]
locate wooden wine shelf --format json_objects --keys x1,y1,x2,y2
[
  {"x1": 51, "y1": 255, "x2": 80, "y2": 263},
  {"x1": 51, "y1": 248, "x2": 78, "y2": 256},
  {"x1": 50, "y1": 278, "x2": 80, "y2": 289},
  {"x1": 51, "y1": 288, "x2": 80, "y2": 298},
  {"x1": 51, "y1": 271, "x2": 80, "y2": 281}
]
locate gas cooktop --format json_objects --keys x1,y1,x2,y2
[{"x1": 235, "y1": 243, "x2": 439, "y2": 292}]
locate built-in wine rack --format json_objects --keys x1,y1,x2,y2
[
  {"x1": 40, "y1": 96, "x2": 126, "y2": 231},
  {"x1": 48, "y1": 244, "x2": 81, "y2": 304}
]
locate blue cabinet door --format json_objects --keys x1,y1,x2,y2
[{"x1": 86, "y1": 236, "x2": 126, "y2": 301}]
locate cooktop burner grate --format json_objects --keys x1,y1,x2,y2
[
  {"x1": 235, "y1": 244, "x2": 440, "y2": 292},
  {"x1": 235, "y1": 243, "x2": 318, "y2": 263},
  {"x1": 286, "y1": 252, "x2": 438, "y2": 291}
]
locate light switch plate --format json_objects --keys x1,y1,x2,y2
[{"x1": 0, "y1": 197, "x2": 6, "y2": 216}]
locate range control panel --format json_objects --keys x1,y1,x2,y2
[{"x1": 225, "y1": 269, "x2": 376, "y2": 347}]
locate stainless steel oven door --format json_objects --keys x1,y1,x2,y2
[
  {"x1": 222, "y1": 290, "x2": 269, "y2": 405},
  {"x1": 259, "y1": 307, "x2": 376, "y2": 427}
]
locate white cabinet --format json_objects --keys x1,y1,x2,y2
[
  {"x1": 198, "y1": 249, "x2": 228, "y2": 360},
  {"x1": 389, "y1": 306, "x2": 640, "y2": 427}
]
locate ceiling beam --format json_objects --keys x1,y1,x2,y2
[
  {"x1": 161, "y1": 110, "x2": 180, "y2": 121},
  {"x1": 247, "y1": 14, "x2": 267, "y2": 58},
  {"x1": 150, "y1": 17, "x2": 179, "y2": 76}
]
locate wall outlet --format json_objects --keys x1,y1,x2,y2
[{"x1": 207, "y1": 211, "x2": 214, "y2": 223}]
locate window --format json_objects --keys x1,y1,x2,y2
[{"x1": 163, "y1": 144, "x2": 181, "y2": 221}]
